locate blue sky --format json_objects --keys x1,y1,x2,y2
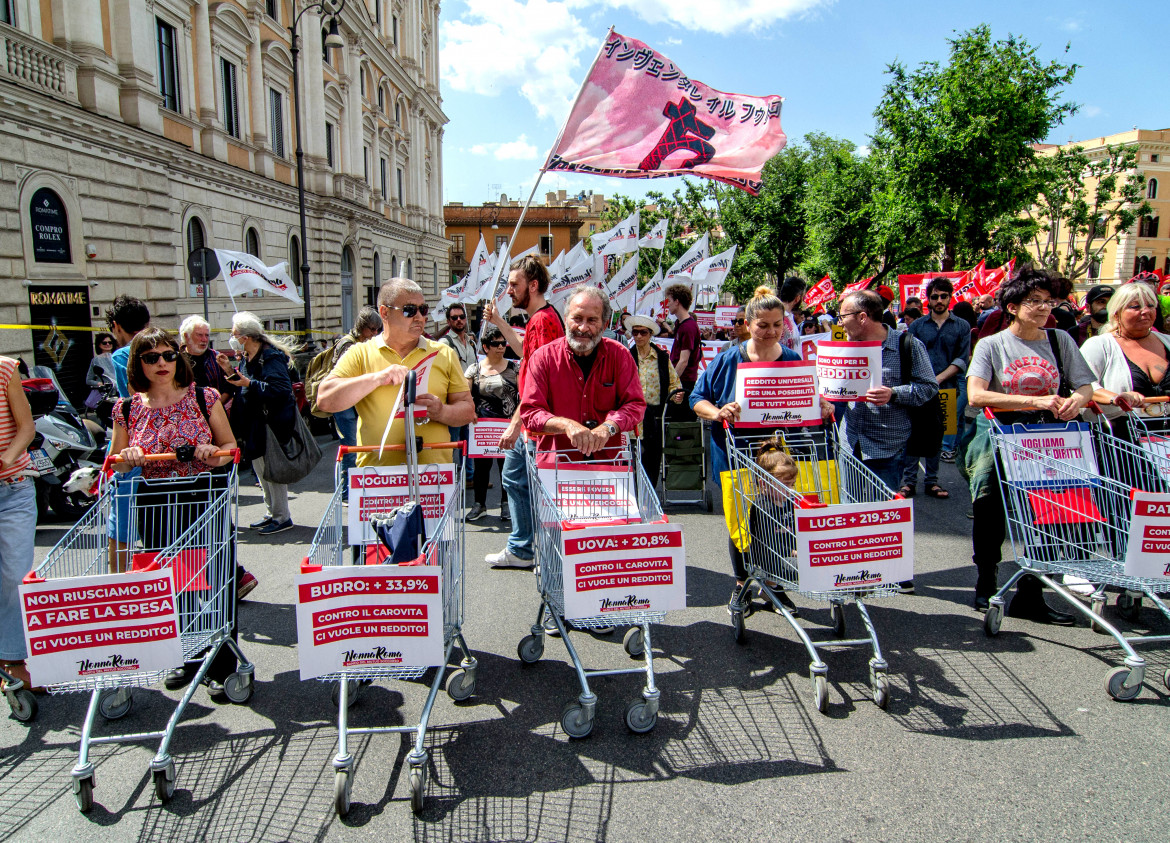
[{"x1": 438, "y1": 0, "x2": 1167, "y2": 206}]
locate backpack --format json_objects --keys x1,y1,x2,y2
[{"x1": 305, "y1": 341, "x2": 344, "y2": 418}]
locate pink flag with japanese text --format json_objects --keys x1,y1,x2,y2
[{"x1": 547, "y1": 31, "x2": 786, "y2": 195}]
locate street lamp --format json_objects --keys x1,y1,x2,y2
[{"x1": 289, "y1": 0, "x2": 347, "y2": 333}]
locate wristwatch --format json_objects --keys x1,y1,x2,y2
[{"x1": 602, "y1": 421, "x2": 619, "y2": 438}]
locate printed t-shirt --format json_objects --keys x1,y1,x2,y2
[
  {"x1": 967, "y1": 328, "x2": 1094, "y2": 397},
  {"x1": 671, "y1": 315, "x2": 701, "y2": 382},
  {"x1": 331, "y1": 335, "x2": 468, "y2": 466}
]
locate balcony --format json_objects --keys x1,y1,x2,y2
[{"x1": 1, "y1": 23, "x2": 79, "y2": 105}]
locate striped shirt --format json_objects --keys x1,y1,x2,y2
[{"x1": 0, "y1": 357, "x2": 32, "y2": 480}]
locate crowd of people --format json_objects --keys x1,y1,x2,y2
[{"x1": 2, "y1": 263, "x2": 1166, "y2": 696}]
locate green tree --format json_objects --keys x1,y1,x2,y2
[{"x1": 872, "y1": 25, "x2": 1078, "y2": 270}]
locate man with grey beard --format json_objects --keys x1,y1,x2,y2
[{"x1": 520, "y1": 287, "x2": 646, "y2": 456}]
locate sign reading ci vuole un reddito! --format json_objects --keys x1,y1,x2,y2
[{"x1": 29, "y1": 187, "x2": 71, "y2": 263}]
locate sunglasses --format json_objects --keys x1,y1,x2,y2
[
  {"x1": 732, "y1": 319, "x2": 745, "y2": 325},
  {"x1": 485, "y1": 340, "x2": 507, "y2": 347},
  {"x1": 385, "y1": 303, "x2": 430, "y2": 318},
  {"x1": 448, "y1": 314, "x2": 466, "y2": 321},
  {"x1": 928, "y1": 293, "x2": 951, "y2": 300},
  {"x1": 140, "y1": 350, "x2": 179, "y2": 365},
  {"x1": 99, "y1": 340, "x2": 113, "y2": 346},
  {"x1": 630, "y1": 328, "x2": 652, "y2": 336}
]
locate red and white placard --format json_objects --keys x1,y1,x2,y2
[
  {"x1": 715, "y1": 305, "x2": 740, "y2": 328},
  {"x1": 734, "y1": 361, "x2": 820, "y2": 427},
  {"x1": 347, "y1": 465, "x2": 456, "y2": 545},
  {"x1": 20, "y1": 568, "x2": 183, "y2": 686},
  {"x1": 699, "y1": 340, "x2": 727, "y2": 372},
  {"x1": 693, "y1": 311, "x2": 716, "y2": 331},
  {"x1": 1125, "y1": 491, "x2": 1170, "y2": 580},
  {"x1": 537, "y1": 459, "x2": 640, "y2": 524},
  {"x1": 795, "y1": 499, "x2": 914, "y2": 592},
  {"x1": 816, "y1": 341, "x2": 881, "y2": 402},
  {"x1": 560, "y1": 523, "x2": 687, "y2": 620},
  {"x1": 295, "y1": 565, "x2": 444, "y2": 679},
  {"x1": 468, "y1": 418, "x2": 510, "y2": 458}
]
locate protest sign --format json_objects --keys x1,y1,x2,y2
[
  {"x1": 693, "y1": 311, "x2": 716, "y2": 331},
  {"x1": 295, "y1": 565, "x2": 444, "y2": 680},
  {"x1": 560, "y1": 523, "x2": 687, "y2": 620},
  {"x1": 938, "y1": 388, "x2": 957, "y2": 436},
  {"x1": 468, "y1": 419, "x2": 510, "y2": 458},
  {"x1": 21, "y1": 568, "x2": 183, "y2": 686},
  {"x1": 816, "y1": 341, "x2": 881, "y2": 402},
  {"x1": 536, "y1": 460, "x2": 640, "y2": 524},
  {"x1": 734, "y1": 361, "x2": 820, "y2": 427},
  {"x1": 347, "y1": 465, "x2": 457, "y2": 545},
  {"x1": 795, "y1": 499, "x2": 915, "y2": 593},
  {"x1": 1124, "y1": 491, "x2": 1170, "y2": 580},
  {"x1": 715, "y1": 305, "x2": 739, "y2": 328}
]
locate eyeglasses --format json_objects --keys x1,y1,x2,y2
[
  {"x1": 838, "y1": 310, "x2": 864, "y2": 319},
  {"x1": 928, "y1": 293, "x2": 951, "y2": 301},
  {"x1": 1020, "y1": 298, "x2": 1054, "y2": 310},
  {"x1": 485, "y1": 340, "x2": 507, "y2": 347},
  {"x1": 732, "y1": 319, "x2": 746, "y2": 325},
  {"x1": 384, "y1": 303, "x2": 430, "y2": 318},
  {"x1": 630, "y1": 328, "x2": 652, "y2": 336},
  {"x1": 98, "y1": 339, "x2": 113, "y2": 346},
  {"x1": 140, "y1": 350, "x2": 179, "y2": 365},
  {"x1": 448, "y1": 313, "x2": 466, "y2": 321}
]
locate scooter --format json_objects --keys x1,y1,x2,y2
[{"x1": 24, "y1": 368, "x2": 103, "y2": 520}]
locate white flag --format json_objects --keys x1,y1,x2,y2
[
  {"x1": 664, "y1": 232, "x2": 709, "y2": 284},
  {"x1": 635, "y1": 268, "x2": 664, "y2": 318},
  {"x1": 440, "y1": 279, "x2": 464, "y2": 310},
  {"x1": 547, "y1": 249, "x2": 597, "y2": 311},
  {"x1": 689, "y1": 244, "x2": 737, "y2": 290},
  {"x1": 592, "y1": 210, "x2": 641, "y2": 257},
  {"x1": 606, "y1": 253, "x2": 639, "y2": 315},
  {"x1": 466, "y1": 236, "x2": 496, "y2": 302},
  {"x1": 547, "y1": 249, "x2": 567, "y2": 284},
  {"x1": 695, "y1": 282, "x2": 720, "y2": 308},
  {"x1": 638, "y1": 218, "x2": 669, "y2": 250},
  {"x1": 214, "y1": 249, "x2": 303, "y2": 305}
]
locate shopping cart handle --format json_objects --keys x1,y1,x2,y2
[
  {"x1": 108, "y1": 449, "x2": 240, "y2": 463},
  {"x1": 1114, "y1": 394, "x2": 1168, "y2": 413},
  {"x1": 337, "y1": 442, "x2": 462, "y2": 456},
  {"x1": 405, "y1": 369, "x2": 417, "y2": 405}
]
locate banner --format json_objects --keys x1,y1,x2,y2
[
  {"x1": 548, "y1": 249, "x2": 600, "y2": 310},
  {"x1": 694, "y1": 282, "x2": 719, "y2": 309},
  {"x1": 638, "y1": 217, "x2": 669, "y2": 249},
  {"x1": 816, "y1": 341, "x2": 881, "y2": 402},
  {"x1": 802, "y1": 275, "x2": 835, "y2": 310},
  {"x1": 896, "y1": 272, "x2": 964, "y2": 310},
  {"x1": 547, "y1": 31, "x2": 786, "y2": 194},
  {"x1": 714, "y1": 305, "x2": 740, "y2": 328},
  {"x1": 592, "y1": 209, "x2": 640, "y2": 256},
  {"x1": 468, "y1": 418, "x2": 511, "y2": 458},
  {"x1": 21, "y1": 569, "x2": 183, "y2": 686},
  {"x1": 734, "y1": 361, "x2": 820, "y2": 427},
  {"x1": 664, "y1": 232, "x2": 709, "y2": 283},
  {"x1": 650, "y1": 336, "x2": 673, "y2": 354},
  {"x1": 347, "y1": 465, "x2": 457, "y2": 545},
  {"x1": 560, "y1": 523, "x2": 687, "y2": 620},
  {"x1": 214, "y1": 249, "x2": 303, "y2": 305},
  {"x1": 1124, "y1": 491, "x2": 1170, "y2": 580},
  {"x1": 795, "y1": 499, "x2": 915, "y2": 593},
  {"x1": 699, "y1": 340, "x2": 727, "y2": 372},
  {"x1": 295, "y1": 565, "x2": 444, "y2": 680}
]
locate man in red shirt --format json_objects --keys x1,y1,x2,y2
[
  {"x1": 484, "y1": 255, "x2": 564, "y2": 568},
  {"x1": 665, "y1": 283, "x2": 700, "y2": 416}
]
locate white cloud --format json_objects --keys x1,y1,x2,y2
[
  {"x1": 584, "y1": 0, "x2": 830, "y2": 36},
  {"x1": 1081, "y1": 105, "x2": 1102, "y2": 118},
  {"x1": 468, "y1": 135, "x2": 540, "y2": 160},
  {"x1": 664, "y1": 37, "x2": 683, "y2": 46}
]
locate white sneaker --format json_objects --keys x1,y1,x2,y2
[{"x1": 486, "y1": 548, "x2": 534, "y2": 569}]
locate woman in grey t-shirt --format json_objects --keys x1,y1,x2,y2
[{"x1": 966, "y1": 266, "x2": 1093, "y2": 623}]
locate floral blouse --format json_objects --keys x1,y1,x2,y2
[
  {"x1": 114, "y1": 385, "x2": 219, "y2": 478},
  {"x1": 465, "y1": 360, "x2": 520, "y2": 419}
]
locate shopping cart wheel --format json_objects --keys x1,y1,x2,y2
[
  {"x1": 830, "y1": 603, "x2": 846, "y2": 638},
  {"x1": 1117, "y1": 591, "x2": 1142, "y2": 622},
  {"x1": 8, "y1": 689, "x2": 37, "y2": 723},
  {"x1": 222, "y1": 672, "x2": 254, "y2": 704},
  {"x1": 1089, "y1": 596, "x2": 1108, "y2": 635},
  {"x1": 624, "y1": 698, "x2": 657, "y2": 733},
  {"x1": 517, "y1": 634, "x2": 544, "y2": 665},
  {"x1": 1104, "y1": 666, "x2": 1142, "y2": 702},
  {"x1": 445, "y1": 668, "x2": 476, "y2": 701},
  {"x1": 409, "y1": 761, "x2": 427, "y2": 813},
  {"x1": 1163, "y1": 668, "x2": 1170, "y2": 692},
  {"x1": 983, "y1": 603, "x2": 1003, "y2": 637},
  {"x1": 153, "y1": 763, "x2": 175, "y2": 802},
  {"x1": 99, "y1": 687, "x2": 133, "y2": 720},
  {"x1": 560, "y1": 700, "x2": 594, "y2": 739},
  {"x1": 730, "y1": 609, "x2": 746, "y2": 644},
  {"x1": 334, "y1": 770, "x2": 351, "y2": 817},
  {"x1": 871, "y1": 671, "x2": 889, "y2": 710},
  {"x1": 74, "y1": 776, "x2": 94, "y2": 813},
  {"x1": 622, "y1": 627, "x2": 645, "y2": 658},
  {"x1": 812, "y1": 674, "x2": 829, "y2": 714},
  {"x1": 331, "y1": 679, "x2": 366, "y2": 708}
]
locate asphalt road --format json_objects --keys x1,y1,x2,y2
[{"x1": 4, "y1": 439, "x2": 1169, "y2": 842}]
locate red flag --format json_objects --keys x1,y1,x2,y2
[
  {"x1": 842, "y1": 277, "x2": 874, "y2": 296},
  {"x1": 951, "y1": 261, "x2": 985, "y2": 305},
  {"x1": 547, "y1": 32, "x2": 787, "y2": 195},
  {"x1": 802, "y1": 275, "x2": 835, "y2": 309}
]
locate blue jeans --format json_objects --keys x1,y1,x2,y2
[
  {"x1": 105, "y1": 467, "x2": 140, "y2": 541},
  {"x1": 901, "y1": 452, "x2": 941, "y2": 488},
  {"x1": 0, "y1": 480, "x2": 37, "y2": 661},
  {"x1": 502, "y1": 438, "x2": 534, "y2": 560},
  {"x1": 863, "y1": 456, "x2": 905, "y2": 493},
  {"x1": 334, "y1": 407, "x2": 358, "y2": 498},
  {"x1": 450, "y1": 425, "x2": 472, "y2": 480}
]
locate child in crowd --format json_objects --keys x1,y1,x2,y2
[{"x1": 745, "y1": 438, "x2": 801, "y2": 614}]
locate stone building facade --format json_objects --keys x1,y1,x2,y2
[{"x1": 1, "y1": 0, "x2": 447, "y2": 399}]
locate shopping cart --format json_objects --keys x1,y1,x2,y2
[
  {"x1": 984, "y1": 406, "x2": 1170, "y2": 700},
  {"x1": 301, "y1": 376, "x2": 476, "y2": 816},
  {"x1": 518, "y1": 436, "x2": 677, "y2": 737},
  {"x1": 25, "y1": 451, "x2": 251, "y2": 811},
  {"x1": 724, "y1": 422, "x2": 909, "y2": 713}
]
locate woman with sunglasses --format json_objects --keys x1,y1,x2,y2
[
  {"x1": 966, "y1": 266, "x2": 1094, "y2": 622},
  {"x1": 111, "y1": 328, "x2": 240, "y2": 693},
  {"x1": 86, "y1": 332, "x2": 119, "y2": 406},
  {"x1": 464, "y1": 325, "x2": 519, "y2": 521}
]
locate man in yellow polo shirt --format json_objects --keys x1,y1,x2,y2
[{"x1": 317, "y1": 277, "x2": 474, "y2": 466}]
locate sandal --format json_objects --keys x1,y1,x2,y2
[
  {"x1": 897, "y1": 485, "x2": 916, "y2": 498},
  {"x1": 925, "y1": 484, "x2": 950, "y2": 499}
]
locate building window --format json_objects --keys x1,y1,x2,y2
[
  {"x1": 1139, "y1": 216, "x2": 1160, "y2": 239},
  {"x1": 396, "y1": 167, "x2": 404, "y2": 204},
  {"x1": 540, "y1": 235, "x2": 553, "y2": 256},
  {"x1": 265, "y1": 0, "x2": 278, "y2": 21},
  {"x1": 380, "y1": 157, "x2": 387, "y2": 198},
  {"x1": 363, "y1": 146, "x2": 369, "y2": 183},
  {"x1": 1088, "y1": 258, "x2": 1101, "y2": 280},
  {"x1": 495, "y1": 235, "x2": 507, "y2": 250},
  {"x1": 360, "y1": 69, "x2": 366, "y2": 98},
  {"x1": 187, "y1": 218, "x2": 206, "y2": 297},
  {"x1": 1149, "y1": 178, "x2": 1159, "y2": 200},
  {"x1": 246, "y1": 227, "x2": 261, "y2": 258},
  {"x1": 375, "y1": 1, "x2": 382, "y2": 25},
  {"x1": 156, "y1": 18, "x2": 181, "y2": 113},
  {"x1": 391, "y1": 255, "x2": 397, "y2": 277},
  {"x1": 373, "y1": 252, "x2": 380, "y2": 286},
  {"x1": 269, "y1": 88, "x2": 285, "y2": 158},
  {"x1": 0, "y1": 1, "x2": 13, "y2": 25},
  {"x1": 451, "y1": 234, "x2": 465, "y2": 256},
  {"x1": 589, "y1": 223, "x2": 596, "y2": 233},
  {"x1": 377, "y1": 87, "x2": 384, "y2": 112},
  {"x1": 220, "y1": 58, "x2": 240, "y2": 138},
  {"x1": 322, "y1": 27, "x2": 330, "y2": 62},
  {"x1": 289, "y1": 235, "x2": 302, "y2": 289},
  {"x1": 392, "y1": 15, "x2": 399, "y2": 47},
  {"x1": 394, "y1": 102, "x2": 401, "y2": 124},
  {"x1": 1135, "y1": 255, "x2": 1156, "y2": 274},
  {"x1": 325, "y1": 121, "x2": 334, "y2": 168}
]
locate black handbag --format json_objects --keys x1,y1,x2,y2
[
  {"x1": 900, "y1": 331, "x2": 945, "y2": 458},
  {"x1": 261, "y1": 407, "x2": 322, "y2": 484}
]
